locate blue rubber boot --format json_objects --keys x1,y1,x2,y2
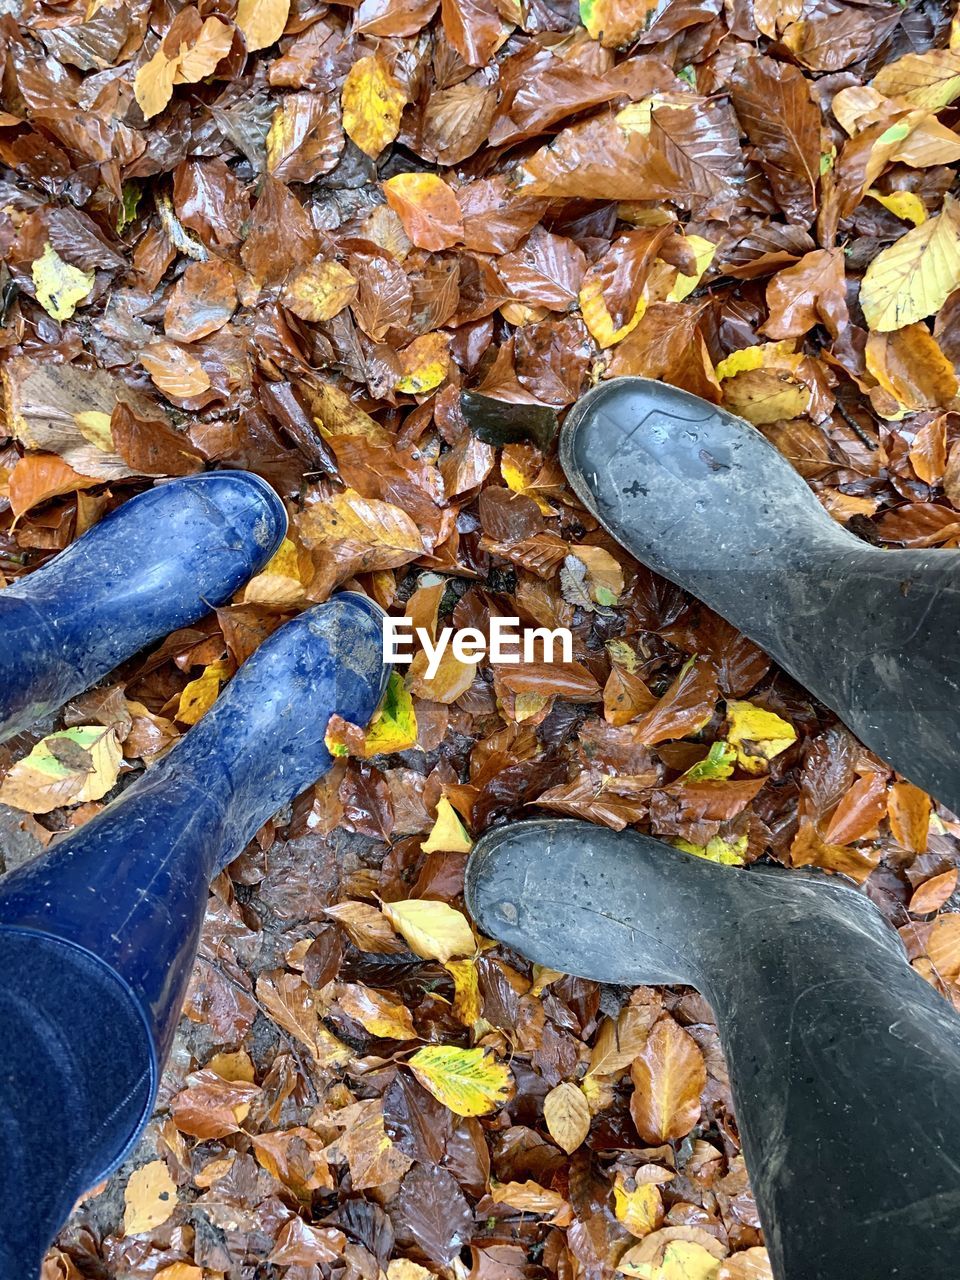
[
  {"x1": 0, "y1": 472, "x2": 287, "y2": 743},
  {"x1": 0, "y1": 595, "x2": 388, "y2": 1276}
]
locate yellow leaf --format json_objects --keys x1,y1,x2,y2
[
  {"x1": 543, "y1": 1081, "x2": 591, "y2": 1153},
  {"x1": 673, "y1": 834, "x2": 747, "y2": 866},
  {"x1": 134, "y1": 45, "x2": 179, "y2": 120},
  {"x1": 241, "y1": 537, "x2": 304, "y2": 607},
  {"x1": 667, "y1": 236, "x2": 716, "y2": 302},
  {"x1": 177, "y1": 659, "x2": 230, "y2": 725},
  {"x1": 714, "y1": 341, "x2": 798, "y2": 380},
  {"x1": 74, "y1": 409, "x2": 114, "y2": 451},
  {"x1": 387, "y1": 1262, "x2": 435, "y2": 1280},
  {"x1": 381, "y1": 896, "x2": 475, "y2": 961},
  {"x1": 422, "y1": 795, "x2": 473, "y2": 854},
  {"x1": 680, "y1": 741, "x2": 736, "y2": 782},
  {"x1": 580, "y1": 0, "x2": 661, "y2": 48},
  {"x1": 444, "y1": 958, "x2": 484, "y2": 1029},
  {"x1": 614, "y1": 1174, "x2": 663, "y2": 1239},
  {"x1": 873, "y1": 49, "x2": 960, "y2": 110},
  {"x1": 725, "y1": 700, "x2": 796, "y2": 774},
  {"x1": 236, "y1": 0, "x2": 290, "y2": 52},
  {"x1": 342, "y1": 55, "x2": 406, "y2": 159},
  {"x1": 490, "y1": 1180, "x2": 572, "y2": 1221},
  {"x1": 207, "y1": 1049, "x2": 256, "y2": 1082},
  {"x1": 0, "y1": 725, "x2": 122, "y2": 814},
  {"x1": 860, "y1": 194, "x2": 960, "y2": 331},
  {"x1": 867, "y1": 189, "x2": 926, "y2": 226},
  {"x1": 579, "y1": 273, "x2": 647, "y2": 348},
  {"x1": 338, "y1": 982, "x2": 417, "y2": 1039},
  {"x1": 396, "y1": 332, "x2": 451, "y2": 395},
  {"x1": 32, "y1": 243, "x2": 94, "y2": 322},
  {"x1": 363, "y1": 672, "x2": 419, "y2": 756},
  {"x1": 567, "y1": 545, "x2": 624, "y2": 606},
  {"x1": 407, "y1": 1045, "x2": 514, "y2": 1116},
  {"x1": 156, "y1": 1266, "x2": 203, "y2": 1280},
  {"x1": 298, "y1": 488, "x2": 425, "y2": 570},
  {"x1": 175, "y1": 16, "x2": 233, "y2": 83},
  {"x1": 123, "y1": 1160, "x2": 178, "y2": 1235},
  {"x1": 282, "y1": 260, "x2": 358, "y2": 323},
  {"x1": 619, "y1": 1240, "x2": 721, "y2": 1280}
]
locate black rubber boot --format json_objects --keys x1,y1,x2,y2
[
  {"x1": 466, "y1": 820, "x2": 960, "y2": 1280},
  {"x1": 561, "y1": 378, "x2": 960, "y2": 815}
]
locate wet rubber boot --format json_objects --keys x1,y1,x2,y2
[
  {"x1": 466, "y1": 820, "x2": 960, "y2": 1280},
  {"x1": 561, "y1": 378, "x2": 960, "y2": 815},
  {"x1": 0, "y1": 594, "x2": 388, "y2": 1277},
  {"x1": 0, "y1": 471, "x2": 287, "y2": 743}
]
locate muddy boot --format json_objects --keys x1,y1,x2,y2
[
  {"x1": 466, "y1": 819, "x2": 960, "y2": 1280},
  {"x1": 561, "y1": 378, "x2": 960, "y2": 814},
  {"x1": 0, "y1": 471, "x2": 287, "y2": 742},
  {"x1": 0, "y1": 594, "x2": 387, "y2": 1277}
]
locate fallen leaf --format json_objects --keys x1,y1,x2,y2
[
  {"x1": 122, "y1": 1160, "x2": 178, "y2": 1235},
  {"x1": 630, "y1": 1017, "x2": 706, "y2": 1144},
  {"x1": 342, "y1": 55, "x2": 406, "y2": 159},
  {"x1": 909, "y1": 869, "x2": 957, "y2": 915},
  {"x1": 0, "y1": 726, "x2": 121, "y2": 814},
  {"x1": 421, "y1": 795, "x2": 473, "y2": 853},
  {"x1": 282, "y1": 260, "x2": 357, "y2": 323},
  {"x1": 860, "y1": 194, "x2": 960, "y2": 332},
  {"x1": 338, "y1": 982, "x2": 417, "y2": 1039},
  {"x1": 32, "y1": 243, "x2": 94, "y2": 321},
  {"x1": 236, "y1": 0, "x2": 291, "y2": 52},
  {"x1": 888, "y1": 780, "x2": 931, "y2": 853},
  {"x1": 543, "y1": 1081, "x2": 591, "y2": 1153},
  {"x1": 384, "y1": 173, "x2": 463, "y2": 251},
  {"x1": 176, "y1": 659, "x2": 230, "y2": 725},
  {"x1": 407, "y1": 1044, "x2": 514, "y2": 1116},
  {"x1": 725, "y1": 700, "x2": 796, "y2": 774},
  {"x1": 381, "y1": 897, "x2": 475, "y2": 961},
  {"x1": 614, "y1": 1173, "x2": 663, "y2": 1239}
]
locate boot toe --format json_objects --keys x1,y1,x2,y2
[{"x1": 184, "y1": 470, "x2": 288, "y2": 570}]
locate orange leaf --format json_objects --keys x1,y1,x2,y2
[
  {"x1": 630, "y1": 1016, "x2": 706, "y2": 1144},
  {"x1": 8, "y1": 453, "x2": 98, "y2": 518},
  {"x1": 888, "y1": 780, "x2": 931, "y2": 853},
  {"x1": 383, "y1": 173, "x2": 464, "y2": 251}
]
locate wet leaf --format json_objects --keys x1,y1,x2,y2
[
  {"x1": 123, "y1": 1160, "x2": 178, "y2": 1235},
  {"x1": 384, "y1": 174, "x2": 463, "y2": 252},
  {"x1": 381, "y1": 897, "x2": 475, "y2": 961},
  {"x1": 282, "y1": 260, "x2": 357, "y2": 323},
  {"x1": 237, "y1": 0, "x2": 291, "y2": 53},
  {"x1": 408, "y1": 1045, "x2": 514, "y2": 1116},
  {"x1": 630, "y1": 1018, "x2": 706, "y2": 1144},
  {"x1": 342, "y1": 55, "x2": 406, "y2": 159},
  {"x1": 422, "y1": 795, "x2": 473, "y2": 853},
  {"x1": 543, "y1": 1081, "x2": 591, "y2": 1153},
  {"x1": 338, "y1": 982, "x2": 417, "y2": 1038},
  {"x1": 860, "y1": 195, "x2": 960, "y2": 332},
  {"x1": 32, "y1": 243, "x2": 94, "y2": 321},
  {"x1": 909, "y1": 869, "x2": 957, "y2": 916},
  {"x1": 724, "y1": 701, "x2": 796, "y2": 774},
  {"x1": 0, "y1": 725, "x2": 121, "y2": 814}
]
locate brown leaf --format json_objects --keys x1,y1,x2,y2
[
  {"x1": 497, "y1": 227, "x2": 586, "y2": 312},
  {"x1": 762, "y1": 249, "x2": 848, "y2": 340},
  {"x1": 515, "y1": 111, "x2": 681, "y2": 201},
  {"x1": 164, "y1": 259, "x2": 237, "y2": 343},
  {"x1": 730, "y1": 56, "x2": 820, "y2": 224},
  {"x1": 633, "y1": 658, "x2": 718, "y2": 746},
  {"x1": 441, "y1": 0, "x2": 502, "y2": 67},
  {"x1": 822, "y1": 770, "x2": 888, "y2": 845},
  {"x1": 909, "y1": 869, "x2": 957, "y2": 916},
  {"x1": 241, "y1": 177, "x2": 318, "y2": 287},
  {"x1": 266, "y1": 93, "x2": 344, "y2": 183},
  {"x1": 543, "y1": 1081, "x2": 591, "y2": 1153},
  {"x1": 630, "y1": 1016, "x2": 706, "y2": 1144},
  {"x1": 111, "y1": 403, "x2": 203, "y2": 477}
]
